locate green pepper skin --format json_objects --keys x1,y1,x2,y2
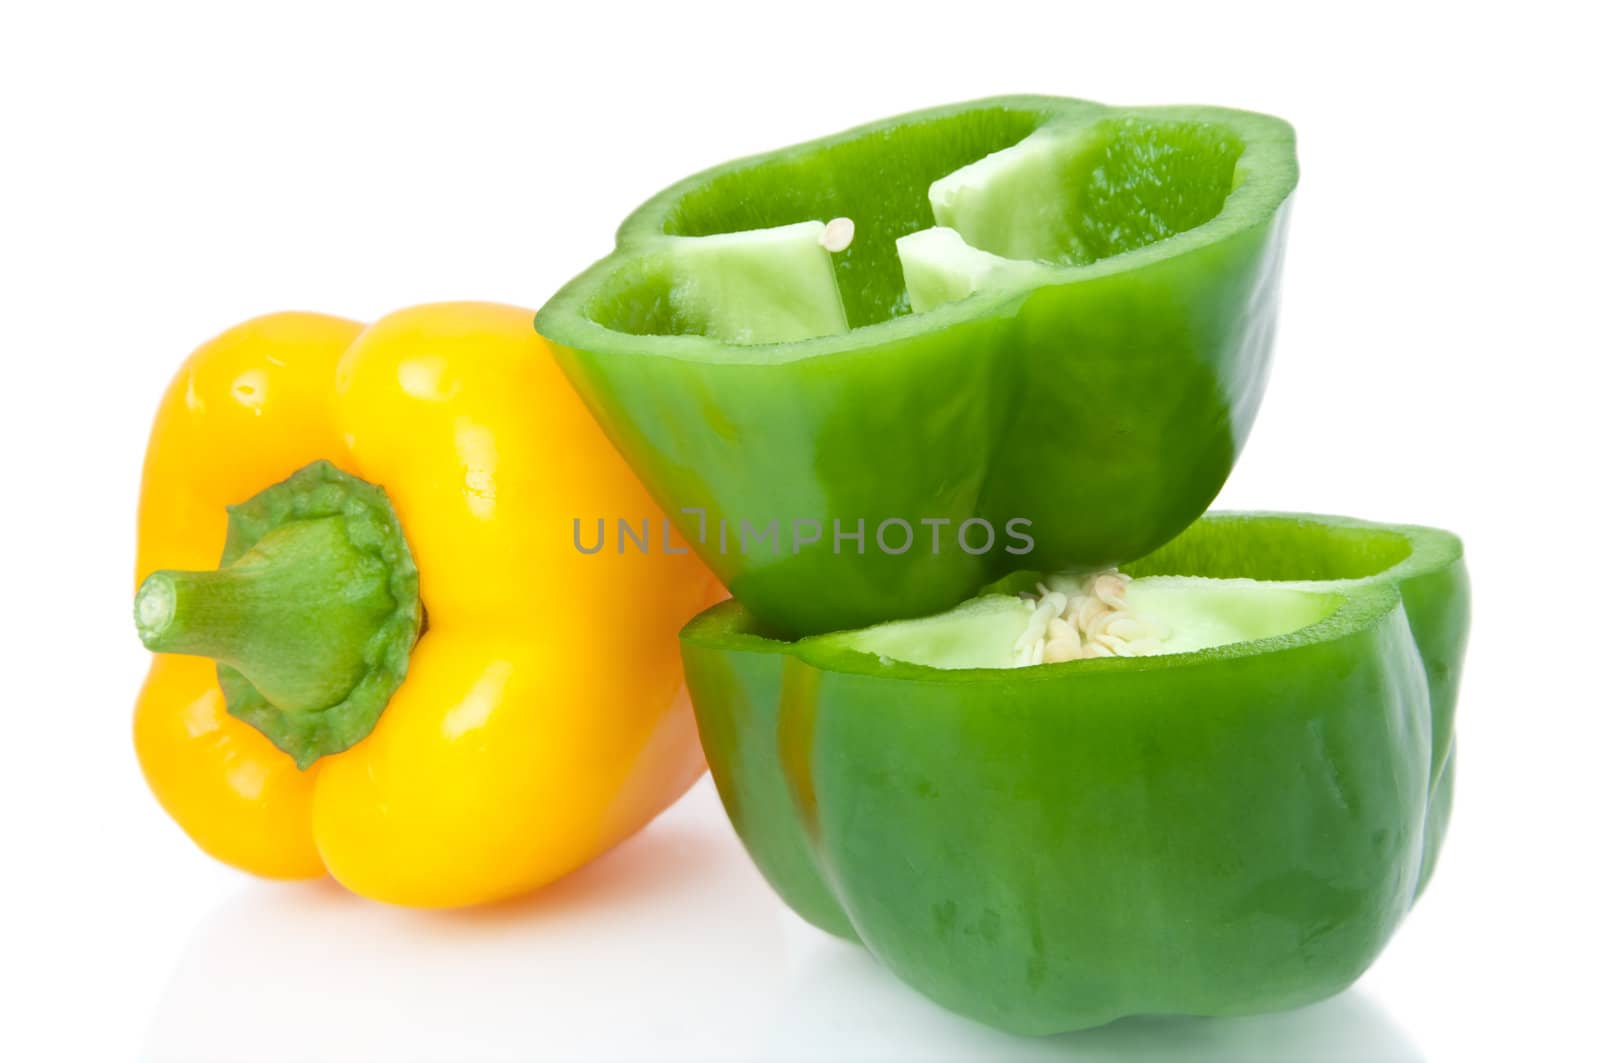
[
  {"x1": 539, "y1": 97, "x2": 1298, "y2": 637},
  {"x1": 681, "y1": 514, "x2": 1467, "y2": 1034},
  {"x1": 1123, "y1": 511, "x2": 1470, "y2": 883}
]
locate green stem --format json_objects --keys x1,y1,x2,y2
[
  {"x1": 133, "y1": 461, "x2": 422, "y2": 768},
  {"x1": 137, "y1": 517, "x2": 393, "y2": 713}
]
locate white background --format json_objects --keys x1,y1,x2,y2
[{"x1": 2, "y1": 2, "x2": 1595, "y2": 1060}]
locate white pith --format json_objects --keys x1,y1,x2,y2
[
  {"x1": 663, "y1": 220, "x2": 850, "y2": 344},
  {"x1": 895, "y1": 227, "x2": 1051, "y2": 314},
  {"x1": 839, "y1": 573, "x2": 1340, "y2": 672},
  {"x1": 1012, "y1": 570, "x2": 1169, "y2": 666}
]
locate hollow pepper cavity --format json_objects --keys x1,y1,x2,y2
[
  {"x1": 536, "y1": 96, "x2": 1298, "y2": 637},
  {"x1": 132, "y1": 304, "x2": 720, "y2": 906},
  {"x1": 681, "y1": 513, "x2": 1467, "y2": 1034}
]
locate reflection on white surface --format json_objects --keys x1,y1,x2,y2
[
  {"x1": 766, "y1": 936, "x2": 1421, "y2": 1061},
  {"x1": 143, "y1": 780, "x2": 1421, "y2": 1063}
]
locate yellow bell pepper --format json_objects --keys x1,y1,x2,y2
[{"x1": 133, "y1": 303, "x2": 721, "y2": 907}]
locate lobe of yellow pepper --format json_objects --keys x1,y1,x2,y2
[{"x1": 133, "y1": 304, "x2": 722, "y2": 904}]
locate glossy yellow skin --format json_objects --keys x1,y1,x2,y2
[{"x1": 135, "y1": 304, "x2": 721, "y2": 906}]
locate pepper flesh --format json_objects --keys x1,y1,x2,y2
[
  {"x1": 680, "y1": 512, "x2": 1467, "y2": 1033},
  {"x1": 134, "y1": 305, "x2": 721, "y2": 905},
  {"x1": 537, "y1": 96, "x2": 1297, "y2": 637}
]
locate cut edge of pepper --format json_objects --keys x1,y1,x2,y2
[
  {"x1": 680, "y1": 512, "x2": 1453, "y2": 686},
  {"x1": 535, "y1": 95, "x2": 1297, "y2": 366}
]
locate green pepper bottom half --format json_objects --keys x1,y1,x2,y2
[{"x1": 681, "y1": 512, "x2": 1468, "y2": 1034}]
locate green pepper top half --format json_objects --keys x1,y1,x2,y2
[{"x1": 537, "y1": 96, "x2": 1298, "y2": 637}]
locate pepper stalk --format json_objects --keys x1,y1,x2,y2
[{"x1": 134, "y1": 460, "x2": 422, "y2": 768}]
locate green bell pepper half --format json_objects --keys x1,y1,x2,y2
[
  {"x1": 537, "y1": 96, "x2": 1298, "y2": 637},
  {"x1": 680, "y1": 512, "x2": 1468, "y2": 1034}
]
